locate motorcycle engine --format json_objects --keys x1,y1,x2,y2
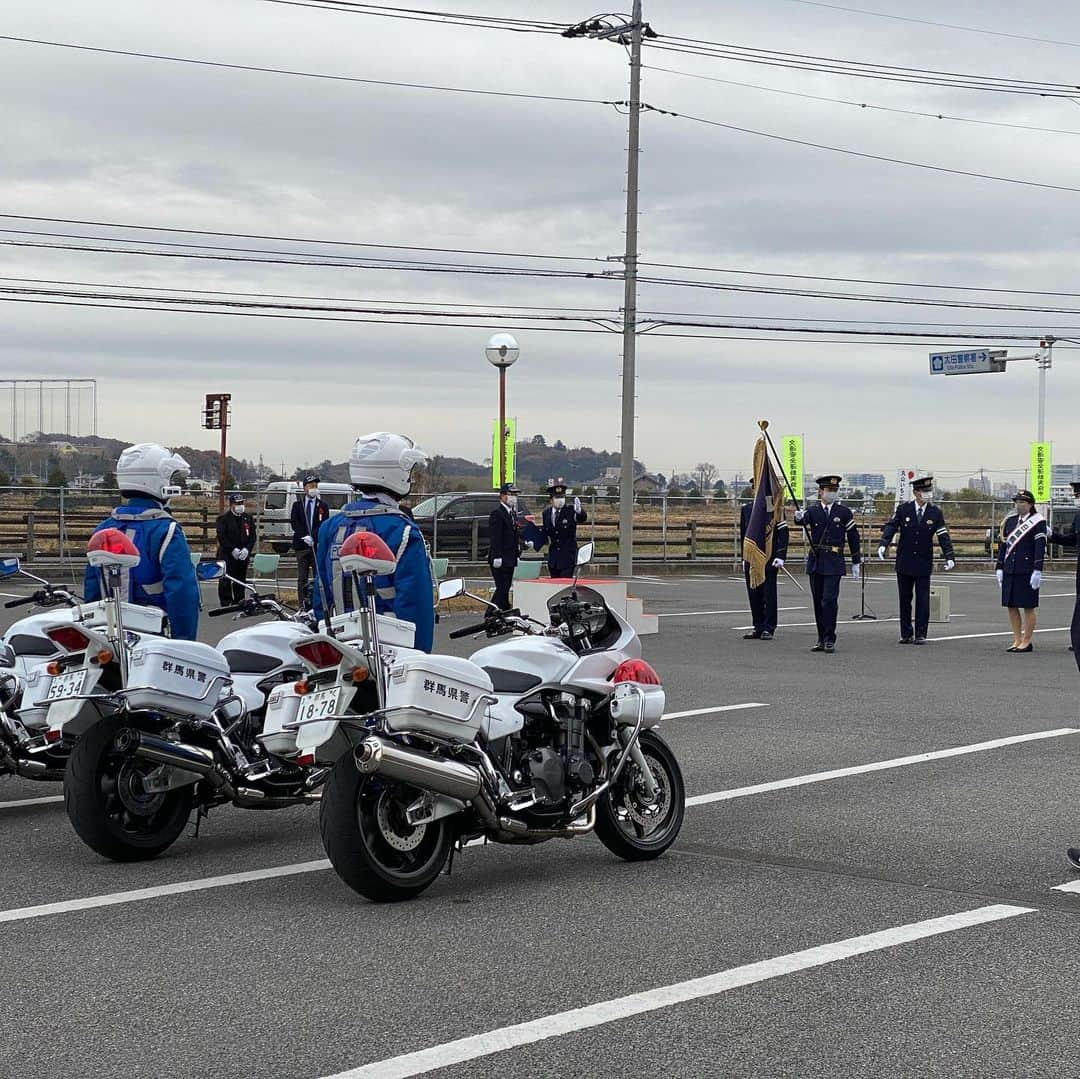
[{"x1": 509, "y1": 693, "x2": 596, "y2": 807}]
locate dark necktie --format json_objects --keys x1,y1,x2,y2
[{"x1": 307, "y1": 498, "x2": 315, "y2": 532}]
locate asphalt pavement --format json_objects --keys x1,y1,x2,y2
[{"x1": 2, "y1": 563, "x2": 1080, "y2": 1077}]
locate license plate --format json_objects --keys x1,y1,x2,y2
[
  {"x1": 296, "y1": 687, "x2": 341, "y2": 724},
  {"x1": 46, "y1": 668, "x2": 88, "y2": 702}
]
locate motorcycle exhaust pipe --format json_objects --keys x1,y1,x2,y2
[
  {"x1": 354, "y1": 735, "x2": 482, "y2": 803},
  {"x1": 118, "y1": 729, "x2": 234, "y2": 796}
]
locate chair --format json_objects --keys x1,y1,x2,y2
[
  {"x1": 513, "y1": 560, "x2": 542, "y2": 581},
  {"x1": 251, "y1": 552, "x2": 280, "y2": 590}
]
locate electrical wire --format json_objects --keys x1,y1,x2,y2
[
  {"x1": 645, "y1": 64, "x2": 1080, "y2": 138},
  {"x1": 644, "y1": 103, "x2": 1080, "y2": 194},
  {"x1": 260, "y1": 1, "x2": 564, "y2": 33},
  {"x1": 0, "y1": 35, "x2": 613, "y2": 107}
]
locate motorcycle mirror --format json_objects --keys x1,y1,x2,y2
[
  {"x1": 195, "y1": 560, "x2": 226, "y2": 582},
  {"x1": 438, "y1": 578, "x2": 465, "y2": 602},
  {"x1": 576, "y1": 542, "x2": 594, "y2": 567},
  {"x1": 0, "y1": 558, "x2": 20, "y2": 579}
]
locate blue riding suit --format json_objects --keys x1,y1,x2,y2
[
  {"x1": 83, "y1": 498, "x2": 200, "y2": 640},
  {"x1": 314, "y1": 496, "x2": 435, "y2": 653}
]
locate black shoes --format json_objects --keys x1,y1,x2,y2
[
  {"x1": 811, "y1": 641, "x2": 824, "y2": 652},
  {"x1": 743, "y1": 631, "x2": 761, "y2": 640},
  {"x1": 823, "y1": 642, "x2": 836, "y2": 654},
  {"x1": 760, "y1": 631, "x2": 774, "y2": 641},
  {"x1": 914, "y1": 637, "x2": 926, "y2": 646},
  {"x1": 898, "y1": 637, "x2": 914, "y2": 645}
]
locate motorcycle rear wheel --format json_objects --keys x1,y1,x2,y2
[
  {"x1": 595, "y1": 729, "x2": 685, "y2": 861},
  {"x1": 64, "y1": 714, "x2": 193, "y2": 862},
  {"x1": 320, "y1": 752, "x2": 452, "y2": 903}
]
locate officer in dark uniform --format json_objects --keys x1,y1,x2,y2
[
  {"x1": 537, "y1": 477, "x2": 588, "y2": 579},
  {"x1": 1051, "y1": 481, "x2": 1080, "y2": 667},
  {"x1": 739, "y1": 478, "x2": 789, "y2": 640},
  {"x1": 877, "y1": 475, "x2": 955, "y2": 644},
  {"x1": 793, "y1": 474, "x2": 860, "y2": 653},
  {"x1": 215, "y1": 492, "x2": 257, "y2": 605},
  {"x1": 996, "y1": 489, "x2": 1046, "y2": 652},
  {"x1": 487, "y1": 481, "x2": 521, "y2": 612}
]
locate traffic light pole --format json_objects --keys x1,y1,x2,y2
[{"x1": 218, "y1": 396, "x2": 229, "y2": 515}]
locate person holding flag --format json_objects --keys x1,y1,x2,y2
[
  {"x1": 740, "y1": 445, "x2": 789, "y2": 641},
  {"x1": 996, "y1": 489, "x2": 1046, "y2": 653}
]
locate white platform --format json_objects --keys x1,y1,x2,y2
[{"x1": 513, "y1": 578, "x2": 659, "y2": 636}]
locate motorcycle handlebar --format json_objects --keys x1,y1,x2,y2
[
  {"x1": 4, "y1": 594, "x2": 38, "y2": 609},
  {"x1": 208, "y1": 604, "x2": 245, "y2": 617},
  {"x1": 448, "y1": 621, "x2": 492, "y2": 640}
]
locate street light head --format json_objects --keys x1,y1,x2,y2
[{"x1": 485, "y1": 333, "x2": 520, "y2": 368}]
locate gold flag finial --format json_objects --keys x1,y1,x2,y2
[{"x1": 757, "y1": 419, "x2": 769, "y2": 431}]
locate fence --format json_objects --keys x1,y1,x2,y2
[{"x1": 0, "y1": 487, "x2": 1071, "y2": 566}]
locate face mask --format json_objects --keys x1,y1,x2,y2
[
  {"x1": 1016, "y1": 503, "x2": 1032, "y2": 515},
  {"x1": 822, "y1": 491, "x2": 838, "y2": 505},
  {"x1": 553, "y1": 497, "x2": 566, "y2": 509},
  {"x1": 506, "y1": 496, "x2": 518, "y2": 509},
  {"x1": 233, "y1": 504, "x2": 245, "y2": 515},
  {"x1": 916, "y1": 492, "x2": 932, "y2": 504},
  {"x1": 305, "y1": 487, "x2": 318, "y2": 499}
]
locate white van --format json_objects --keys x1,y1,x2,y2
[{"x1": 261, "y1": 481, "x2": 354, "y2": 554}]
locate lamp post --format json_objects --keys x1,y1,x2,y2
[{"x1": 485, "y1": 334, "x2": 519, "y2": 489}]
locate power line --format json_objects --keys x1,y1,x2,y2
[
  {"x1": 260, "y1": 1, "x2": 563, "y2": 33},
  {"x1": 0, "y1": 35, "x2": 613, "y2": 107},
  {"x1": 645, "y1": 103, "x2": 1080, "y2": 194},
  {"x1": 646, "y1": 64, "x2": 1080, "y2": 138},
  {"x1": 774, "y1": 0, "x2": 1080, "y2": 51}
]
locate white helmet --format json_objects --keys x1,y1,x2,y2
[
  {"x1": 116, "y1": 443, "x2": 191, "y2": 500},
  {"x1": 349, "y1": 432, "x2": 427, "y2": 497}
]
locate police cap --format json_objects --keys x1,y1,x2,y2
[
  {"x1": 1014, "y1": 489, "x2": 1036, "y2": 504},
  {"x1": 302, "y1": 474, "x2": 320, "y2": 486},
  {"x1": 911, "y1": 475, "x2": 934, "y2": 492},
  {"x1": 815, "y1": 474, "x2": 842, "y2": 489},
  {"x1": 547, "y1": 476, "x2": 568, "y2": 496},
  {"x1": 228, "y1": 492, "x2": 245, "y2": 504},
  {"x1": 499, "y1": 481, "x2": 521, "y2": 495}
]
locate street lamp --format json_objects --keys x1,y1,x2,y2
[{"x1": 486, "y1": 333, "x2": 519, "y2": 490}]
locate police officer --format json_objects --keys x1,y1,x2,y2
[
  {"x1": 1051, "y1": 481, "x2": 1080, "y2": 667},
  {"x1": 538, "y1": 478, "x2": 588, "y2": 579},
  {"x1": 487, "y1": 482, "x2": 521, "y2": 612},
  {"x1": 739, "y1": 477, "x2": 789, "y2": 641},
  {"x1": 291, "y1": 474, "x2": 328, "y2": 608},
  {"x1": 793, "y1": 474, "x2": 860, "y2": 653},
  {"x1": 996, "y1": 489, "x2": 1046, "y2": 653},
  {"x1": 314, "y1": 432, "x2": 434, "y2": 652},
  {"x1": 216, "y1": 493, "x2": 257, "y2": 605},
  {"x1": 877, "y1": 475, "x2": 955, "y2": 644},
  {"x1": 85, "y1": 443, "x2": 200, "y2": 640}
]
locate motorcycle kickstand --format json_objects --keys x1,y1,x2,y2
[{"x1": 192, "y1": 803, "x2": 210, "y2": 839}]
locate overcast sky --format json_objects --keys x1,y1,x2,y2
[{"x1": 3, "y1": 0, "x2": 1080, "y2": 485}]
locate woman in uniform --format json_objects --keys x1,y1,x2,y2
[{"x1": 995, "y1": 489, "x2": 1046, "y2": 653}]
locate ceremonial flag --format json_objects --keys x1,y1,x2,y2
[{"x1": 742, "y1": 436, "x2": 786, "y2": 589}]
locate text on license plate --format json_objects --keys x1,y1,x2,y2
[
  {"x1": 297, "y1": 688, "x2": 340, "y2": 724},
  {"x1": 47, "y1": 669, "x2": 87, "y2": 701}
]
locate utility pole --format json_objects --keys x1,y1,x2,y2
[
  {"x1": 202, "y1": 392, "x2": 232, "y2": 513},
  {"x1": 564, "y1": 5, "x2": 654, "y2": 577}
]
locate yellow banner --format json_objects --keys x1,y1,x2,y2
[
  {"x1": 780, "y1": 436, "x2": 802, "y2": 498},
  {"x1": 1030, "y1": 440, "x2": 1051, "y2": 502},
  {"x1": 491, "y1": 417, "x2": 517, "y2": 488}
]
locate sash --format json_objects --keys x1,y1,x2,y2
[{"x1": 1004, "y1": 513, "x2": 1044, "y2": 559}]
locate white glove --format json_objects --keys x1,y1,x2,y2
[
  {"x1": 771, "y1": 558, "x2": 784, "y2": 569},
  {"x1": 303, "y1": 536, "x2": 314, "y2": 547},
  {"x1": 944, "y1": 559, "x2": 955, "y2": 571},
  {"x1": 793, "y1": 509, "x2": 807, "y2": 523},
  {"x1": 231, "y1": 548, "x2": 242, "y2": 559},
  {"x1": 877, "y1": 546, "x2": 886, "y2": 561},
  {"x1": 573, "y1": 497, "x2": 582, "y2": 514},
  {"x1": 493, "y1": 558, "x2": 503, "y2": 569},
  {"x1": 1030, "y1": 570, "x2": 1042, "y2": 589},
  {"x1": 851, "y1": 564, "x2": 861, "y2": 580},
  {"x1": 239, "y1": 548, "x2": 249, "y2": 561},
  {"x1": 525, "y1": 541, "x2": 534, "y2": 550},
  {"x1": 996, "y1": 569, "x2": 1004, "y2": 586}
]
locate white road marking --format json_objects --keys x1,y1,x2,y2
[
  {"x1": 0, "y1": 794, "x2": 64, "y2": 810},
  {"x1": 929, "y1": 626, "x2": 1069, "y2": 643},
  {"x1": 1040, "y1": 593, "x2": 1076, "y2": 598},
  {"x1": 330, "y1": 904, "x2": 1033, "y2": 1079},
  {"x1": 664, "y1": 704, "x2": 769, "y2": 719},
  {"x1": 686, "y1": 728, "x2": 1080, "y2": 806},
  {"x1": 660, "y1": 606, "x2": 806, "y2": 618},
  {"x1": 0, "y1": 859, "x2": 332, "y2": 925},
  {"x1": 1052, "y1": 879, "x2": 1080, "y2": 894}
]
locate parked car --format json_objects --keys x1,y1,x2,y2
[
  {"x1": 260, "y1": 481, "x2": 354, "y2": 554},
  {"x1": 411, "y1": 492, "x2": 533, "y2": 557}
]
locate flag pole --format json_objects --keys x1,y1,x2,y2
[{"x1": 756, "y1": 419, "x2": 815, "y2": 554}]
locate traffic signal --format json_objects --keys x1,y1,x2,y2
[{"x1": 201, "y1": 392, "x2": 231, "y2": 430}]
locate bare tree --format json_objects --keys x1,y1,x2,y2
[{"x1": 694, "y1": 462, "x2": 718, "y2": 493}]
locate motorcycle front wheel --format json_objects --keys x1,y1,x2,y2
[
  {"x1": 595, "y1": 729, "x2": 685, "y2": 861},
  {"x1": 320, "y1": 752, "x2": 453, "y2": 903},
  {"x1": 64, "y1": 713, "x2": 193, "y2": 862}
]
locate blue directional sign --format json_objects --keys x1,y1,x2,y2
[{"x1": 928, "y1": 350, "x2": 1004, "y2": 376}]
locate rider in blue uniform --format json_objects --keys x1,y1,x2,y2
[
  {"x1": 84, "y1": 443, "x2": 200, "y2": 640},
  {"x1": 314, "y1": 432, "x2": 435, "y2": 653}
]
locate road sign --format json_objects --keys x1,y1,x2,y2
[
  {"x1": 1031, "y1": 441, "x2": 1052, "y2": 502},
  {"x1": 928, "y1": 350, "x2": 1006, "y2": 376}
]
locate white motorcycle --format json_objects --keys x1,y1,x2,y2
[{"x1": 304, "y1": 542, "x2": 686, "y2": 903}]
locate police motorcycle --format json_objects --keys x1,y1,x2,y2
[
  {"x1": 302, "y1": 540, "x2": 686, "y2": 903},
  {"x1": 0, "y1": 555, "x2": 174, "y2": 783},
  {"x1": 58, "y1": 529, "x2": 420, "y2": 861}
]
